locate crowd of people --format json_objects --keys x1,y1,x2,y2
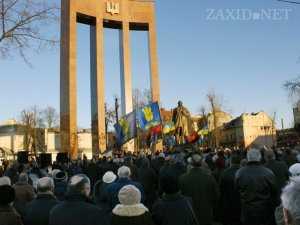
[{"x1": 0, "y1": 147, "x2": 300, "y2": 225}]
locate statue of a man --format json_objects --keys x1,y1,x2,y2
[{"x1": 172, "y1": 101, "x2": 194, "y2": 144}]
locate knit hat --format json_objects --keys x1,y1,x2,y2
[
  {"x1": 118, "y1": 185, "x2": 141, "y2": 206},
  {"x1": 102, "y1": 171, "x2": 117, "y2": 184},
  {"x1": 0, "y1": 185, "x2": 15, "y2": 205},
  {"x1": 54, "y1": 171, "x2": 67, "y2": 181},
  {"x1": 289, "y1": 163, "x2": 300, "y2": 177}
]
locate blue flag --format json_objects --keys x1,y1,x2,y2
[
  {"x1": 136, "y1": 102, "x2": 162, "y2": 130},
  {"x1": 114, "y1": 111, "x2": 137, "y2": 145}
]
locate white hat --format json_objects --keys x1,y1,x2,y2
[
  {"x1": 289, "y1": 163, "x2": 300, "y2": 177},
  {"x1": 118, "y1": 185, "x2": 141, "y2": 205},
  {"x1": 102, "y1": 171, "x2": 117, "y2": 184}
]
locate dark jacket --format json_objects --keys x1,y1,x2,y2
[
  {"x1": 0, "y1": 205, "x2": 23, "y2": 225},
  {"x1": 111, "y1": 204, "x2": 154, "y2": 225},
  {"x1": 219, "y1": 165, "x2": 241, "y2": 225},
  {"x1": 24, "y1": 193, "x2": 59, "y2": 225},
  {"x1": 152, "y1": 193, "x2": 197, "y2": 225},
  {"x1": 137, "y1": 161, "x2": 158, "y2": 209},
  {"x1": 235, "y1": 162, "x2": 278, "y2": 225},
  {"x1": 106, "y1": 178, "x2": 145, "y2": 210},
  {"x1": 53, "y1": 181, "x2": 67, "y2": 201},
  {"x1": 13, "y1": 182, "x2": 35, "y2": 219},
  {"x1": 179, "y1": 167, "x2": 219, "y2": 225},
  {"x1": 49, "y1": 194, "x2": 108, "y2": 225},
  {"x1": 265, "y1": 159, "x2": 289, "y2": 193}
]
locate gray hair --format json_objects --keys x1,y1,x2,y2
[
  {"x1": 118, "y1": 166, "x2": 131, "y2": 178},
  {"x1": 0, "y1": 176, "x2": 11, "y2": 186},
  {"x1": 191, "y1": 154, "x2": 202, "y2": 167},
  {"x1": 37, "y1": 177, "x2": 54, "y2": 193},
  {"x1": 247, "y1": 148, "x2": 262, "y2": 162},
  {"x1": 18, "y1": 173, "x2": 29, "y2": 183},
  {"x1": 67, "y1": 174, "x2": 90, "y2": 194},
  {"x1": 281, "y1": 177, "x2": 300, "y2": 224}
]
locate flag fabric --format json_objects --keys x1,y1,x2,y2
[
  {"x1": 114, "y1": 111, "x2": 137, "y2": 145},
  {"x1": 137, "y1": 102, "x2": 162, "y2": 130},
  {"x1": 163, "y1": 122, "x2": 176, "y2": 134}
]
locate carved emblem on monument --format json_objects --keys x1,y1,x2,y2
[{"x1": 106, "y1": 1, "x2": 120, "y2": 15}]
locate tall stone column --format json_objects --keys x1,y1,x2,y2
[
  {"x1": 119, "y1": 22, "x2": 133, "y2": 116},
  {"x1": 60, "y1": 0, "x2": 78, "y2": 159},
  {"x1": 119, "y1": 22, "x2": 134, "y2": 152},
  {"x1": 148, "y1": 21, "x2": 160, "y2": 103},
  {"x1": 90, "y1": 18, "x2": 106, "y2": 156}
]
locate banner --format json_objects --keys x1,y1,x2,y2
[
  {"x1": 114, "y1": 111, "x2": 137, "y2": 146},
  {"x1": 137, "y1": 102, "x2": 162, "y2": 130}
]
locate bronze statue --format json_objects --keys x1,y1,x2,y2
[{"x1": 172, "y1": 101, "x2": 194, "y2": 144}]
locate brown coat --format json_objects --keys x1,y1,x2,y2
[
  {"x1": 0, "y1": 205, "x2": 23, "y2": 225},
  {"x1": 13, "y1": 182, "x2": 35, "y2": 218}
]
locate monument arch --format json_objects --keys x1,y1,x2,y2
[{"x1": 60, "y1": 0, "x2": 160, "y2": 159}]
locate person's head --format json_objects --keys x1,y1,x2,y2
[
  {"x1": 160, "y1": 174, "x2": 179, "y2": 195},
  {"x1": 37, "y1": 177, "x2": 55, "y2": 194},
  {"x1": 230, "y1": 153, "x2": 241, "y2": 166},
  {"x1": 118, "y1": 166, "x2": 131, "y2": 179},
  {"x1": 18, "y1": 172, "x2": 29, "y2": 184},
  {"x1": 0, "y1": 176, "x2": 11, "y2": 186},
  {"x1": 118, "y1": 185, "x2": 141, "y2": 206},
  {"x1": 102, "y1": 171, "x2": 117, "y2": 184},
  {"x1": 178, "y1": 101, "x2": 183, "y2": 107},
  {"x1": 264, "y1": 150, "x2": 276, "y2": 162},
  {"x1": 0, "y1": 185, "x2": 15, "y2": 206},
  {"x1": 247, "y1": 148, "x2": 262, "y2": 163},
  {"x1": 54, "y1": 171, "x2": 67, "y2": 182},
  {"x1": 281, "y1": 177, "x2": 300, "y2": 225},
  {"x1": 289, "y1": 163, "x2": 300, "y2": 178},
  {"x1": 67, "y1": 174, "x2": 90, "y2": 197},
  {"x1": 190, "y1": 154, "x2": 202, "y2": 168}
]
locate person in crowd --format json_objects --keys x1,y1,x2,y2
[
  {"x1": 236, "y1": 148, "x2": 278, "y2": 225},
  {"x1": 137, "y1": 157, "x2": 158, "y2": 210},
  {"x1": 0, "y1": 184, "x2": 23, "y2": 225},
  {"x1": 49, "y1": 174, "x2": 108, "y2": 225},
  {"x1": 264, "y1": 150, "x2": 289, "y2": 193},
  {"x1": 275, "y1": 163, "x2": 300, "y2": 225},
  {"x1": 0, "y1": 176, "x2": 11, "y2": 186},
  {"x1": 13, "y1": 172, "x2": 35, "y2": 219},
  {"x1": 111, "y1": 185, "x2": 154, "y2": 225},
  {"x1": 152, "y1": 171, "x2": 198, "y2": 225},
  {"x1": 179, "y1": 154, "x2": 219, "y2": 225},
  {"x1": 106, "y1": 166, "x2": 145, "y2": 210},
  {"x1": 24, "y1": 177, "x2": 59, "y2": 225},
  {"x1": 280, "y1": 177, "x2": 300, "y2": 225},
  {"x1": 53, "y1": 170, "x2": 68, "y2": 201},
  {"x1": 93, "y1": 171, "x2": 116, "y2": 212},
  {"x1": 219, "y1": 153, "x2": 242, "y2": 225}
]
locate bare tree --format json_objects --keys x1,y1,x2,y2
[
  {"x1": 0, "y1": 0, "x2": 59, "y2": 64},
  {"x1": 20, "y1": 106, "x2": 44, "y2": 155},
  {"x1": 207, "y1": 90, "x2": 223, "y2": 148},
  {"x1": 198, "y1": 105, "x2": 208, "y2": 130},
  {"x1": 42, "y1": 106, "x2": 58, "y2": 129},
  {"x1": 132, "y1": 88, "x2": 151, "y2": 109},
  {"x1": 284, "y1": 76, "x2": 300, "y2": 103}
]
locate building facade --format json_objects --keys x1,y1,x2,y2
[{"x1": 220, "y1": 112, "x2": 276, "y2": 149}]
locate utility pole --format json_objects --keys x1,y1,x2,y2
[{"x1": 281, "y1": 118, "x2": 284, "y2": 130}]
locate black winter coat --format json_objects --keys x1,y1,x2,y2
[
  {"x1": 219, "y1": 165, "x2": 241, "y2": 225},
  {"x1": 152, "y1": 193, "x2": 197, "y2": 225},
  {"x1": 24, "y1": 193, "x2": 59, "y2": 225},
  {"x1": 49, "y1": 194, "x2": 108, "y2": 225},
  {"x1": 179, "y1": 167, "x2": 219, "y2": 225},
  {"x1": 264, "y1": 159, "x2": 289, "y2": 193},
  {"x1": 235, "y1": 162, "x2": 278, "y2": 225}
]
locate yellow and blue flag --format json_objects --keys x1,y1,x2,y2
[
  {"x1": 114, "y1": 111, "x2": 137, "y2": 145},
  {"x1": 137, "y1": 102, "x2": 162, "y2": 130}
]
